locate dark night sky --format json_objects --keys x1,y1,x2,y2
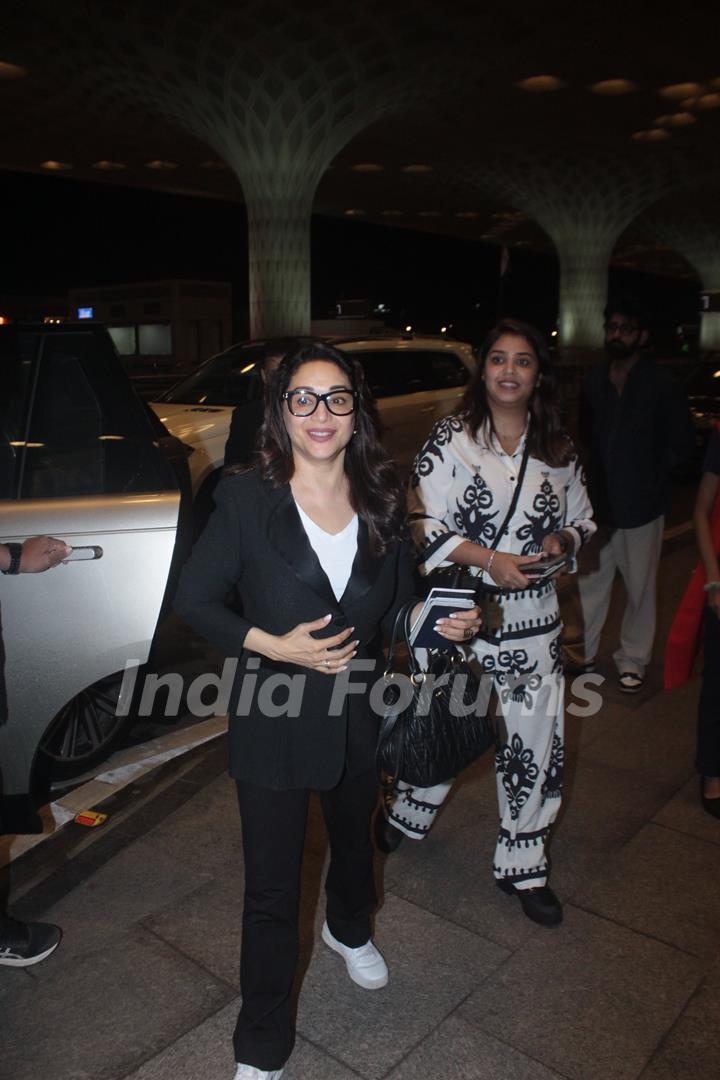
[{"x1": 1, "y1": 169, "x2": 700, "y2": 348}]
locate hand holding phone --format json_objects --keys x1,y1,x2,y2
[{"x1": 516, "y1": 553, "x2": 569, "y2": 584}]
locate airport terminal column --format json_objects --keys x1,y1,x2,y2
[
  {"x1": 464, "y1": 152, "x2": 683, "y2": 349},
  {"x1": 643, "y1": 207, "x2": 720, "y2": 352}
]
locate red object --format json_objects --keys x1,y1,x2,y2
[{"x1": 664, "y1": 484, "x2": 720, "y2": 690}]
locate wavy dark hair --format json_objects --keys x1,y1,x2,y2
[
  {"x1": 255, "y1": 340, "x2": 406, "y2": 554},
  {"x1": 458, "y1": 318, "x2": 572, "y2": 467}
]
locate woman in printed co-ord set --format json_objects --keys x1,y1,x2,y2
[{"x1": 377, "y1": 319, "x2": 596, "y2": 928}]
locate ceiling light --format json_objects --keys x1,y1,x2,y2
[
  {"x1": 589, "y1": 79, "x2": 636, "y2": 95},
  {"x1": 697, "y1": 93, "x2": 720, "y2": 109},
  {"x1": 516, "y1": 75, "x2": 565, "y2": 92},
  {"x1": 92, "y1": 160, "x2": 126, "y2": 171},
  {"x1": 0, "y1": 60, "x2": 27, "y2": 79},
  {"x1": 659, "y1": 82, "x2": 702, "y2": 99},
  {"x1": 343, "y1": 208, "x2": 366, "y2": 216},
  {"x1": 41, "y1": 160, "x2": 73, "y2": 170},
  {"x1": 350, "y1": 163, "x2": 384, "y2": 173},
  {"x1": 654, "y1": 112, "x2": 696, "y2": 126},
  {"x1": 418, "y1": 210, "x2": 442, "y2": 217},
  {"x1": 199, "y1": 160, "x2": 229, "y2": 169},
  {"x1": 380, "y1": 209, "x2": 404, "y2": 217},
  {"x1": 145, "y1": 159, "x2": 178, "y2": 170},
  {"x1": 401, "y1": 164, "x2": 433, "y2": 174},
  {"x1": 631, "y1": 128, "x2": 671, "y2": 141}
]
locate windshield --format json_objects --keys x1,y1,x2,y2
[{"x1": 163, "y1": 344, "x2": 267, "y2": 406}]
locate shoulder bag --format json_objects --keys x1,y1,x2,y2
[{"x1": 376, "y1": 601, "x2": 496, "y2": 787}]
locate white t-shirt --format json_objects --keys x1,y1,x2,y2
[{"x1": 295, "y1": 502, "x2": 359, "y2": 601}]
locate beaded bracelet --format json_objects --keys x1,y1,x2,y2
[{"x1": 485, "y1": 549, "x2": 497, "y2": 577}]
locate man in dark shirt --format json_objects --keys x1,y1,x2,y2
[{"x1": 577, "y1": 298, "x2": 694, "y2": 692}]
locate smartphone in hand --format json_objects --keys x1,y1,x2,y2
[{"x1": 516, "y1": 553, "x2": 569, "y2": 583}]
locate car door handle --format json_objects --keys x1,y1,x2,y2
[{"x1": 65, "y1": 545, "x2": 104, "y2": 561}]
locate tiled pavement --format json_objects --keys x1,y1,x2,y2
[{"x1": 1, "y1": 534, "x2": 719, "y2": 1080}]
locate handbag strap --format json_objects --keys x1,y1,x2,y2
[
  {"x1": 385, "y1": 599, "x2": 423, "y2": 678},
  {"x1": 443, "y1": 435, "x2": 530, "y2": 592},
  {"x1": 489, "y1": 435, "x2": 531, "y2": 552}
]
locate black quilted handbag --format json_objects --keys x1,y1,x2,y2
[{"x1": 376, "y1": 601, "x2": 496, "y2": 787}]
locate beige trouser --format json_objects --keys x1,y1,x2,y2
[{"x1": 576, "y1": 515, "x2": 664, "y2": 676}]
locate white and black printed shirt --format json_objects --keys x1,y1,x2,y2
[{"x1": 407, "y1": 416, "x2": 596, "y2": 577}]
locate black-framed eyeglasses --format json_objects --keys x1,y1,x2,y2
[
  {"x1": 604, "y1": 320, "x2": 641, "y2": 336},
  {"x1": 282, "y1": 388, "x2": 357, "y2": 416}
]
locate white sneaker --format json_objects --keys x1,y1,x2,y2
[
  {"x1": 233, "y1": 1065, "x2": 284, "y2": 1079},
  {"x1": 321, "y1": 921, "x2": 388, "y2": 989}
]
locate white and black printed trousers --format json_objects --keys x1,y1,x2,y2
[{"x1": 387, "y1": 587, "x2": 565, "y2": 889}]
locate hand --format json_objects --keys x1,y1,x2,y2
[
  {"x1": 542, "y1": 532, "x2": 567, "y2": 557},
  {"x1": 264, "y1": 614, "x2": 358, "y2": 675},
  {"x1": 487, "y1": 550, "x2": 542, "y2": 589},
  {"x1": 20, "y1": 536, "x2": 71, "y2": 573},
  {"x1": 434, "y1": 604, "x2": 482, "y2": 643}
]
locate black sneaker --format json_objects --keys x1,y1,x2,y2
[
  {"x1": 496, "y1": 878, "x2": 563, "y2": 927},
  {"x1": 0, "y1": 918, "x2": 62, "y2": 967},
  {"x1": 618, "y1": 671, "x2": 644, "y2": 694}
]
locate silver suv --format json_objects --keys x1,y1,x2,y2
[
  {"x1": 1, "y1": 324, "x2": 184, "y2": 831},
  {"x1": 151, "y1": 333, "x2": 475, "y2": 504}
]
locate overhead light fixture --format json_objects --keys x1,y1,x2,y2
[
  {"x1": 92, "y1": 160, "x2": 126, "y2": 171},
  {"x1": 659, "y1": 82, "x2": 701, "y2": 99},
  {"x1": 350, "y1": 163, "x2": 384, "y2": 173},
  {"x1": 41, "y1": 160, "x2": 73, "y2": 170},
  {"x1": 631, "y1": 128, "x2": 671, "y2": 142},
  {"x1": 405, "y1": 325, "x2": 413, "y2": 332},
  {"x1": 343, "y1": 208, "x2": 366, "y2": 216},
  {"x1": 697, "y1": 92, "x2": 720, "y2": 109},
  {"x1": 401, "y1": 164, "x2": 433, "y2": 174},
  {"x1": 589, "y1": 79, "x2": 636, "y2": 95},
  {"x1": 0, "y1": 60, "x2": 26, "y2": 80},
  {"x1": 145, "y1": 159, "x2": 178, "y2": 170},
  {"x1": 516, "y1": 75, "x2": 565, "y2": 92},
  {"x1": 654, "y1": 112, "x2": 696, "y2": 126}
]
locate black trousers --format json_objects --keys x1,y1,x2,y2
[
  {"x1": 698, "y1": 608, "x2": 720, "y2": 777},
  {"x1": 233, "y1": 767, "x2": 378, "y2": 1071}
]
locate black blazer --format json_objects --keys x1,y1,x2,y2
[{"x1": 174, "y1": 469, "x2": 415, "y2": 790}]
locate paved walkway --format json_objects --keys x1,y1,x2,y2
[{"x1": 1, "y1": 534, "x2": 718, "y2": 1080}]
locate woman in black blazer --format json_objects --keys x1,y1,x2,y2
[{"x1": 174, "y1": 342, "x2": 480, "y2": 1080}]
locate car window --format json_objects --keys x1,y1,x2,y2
[
  {"x1": 0, "y1": 331, "x2": 36, "y2": 499},
  {"x1": 347, "y1": 349, "x2": 468, "y2": 399},
  {"x1": 164, "y1": 344, "x2": 267, "y2": 406},
  {"x1": 3, "y1": 330, "x2": 178, "y2": 500}
]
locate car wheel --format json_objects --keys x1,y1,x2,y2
[{"x1": 37, "y1": 673, "x2": 137, "y2": 781}]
